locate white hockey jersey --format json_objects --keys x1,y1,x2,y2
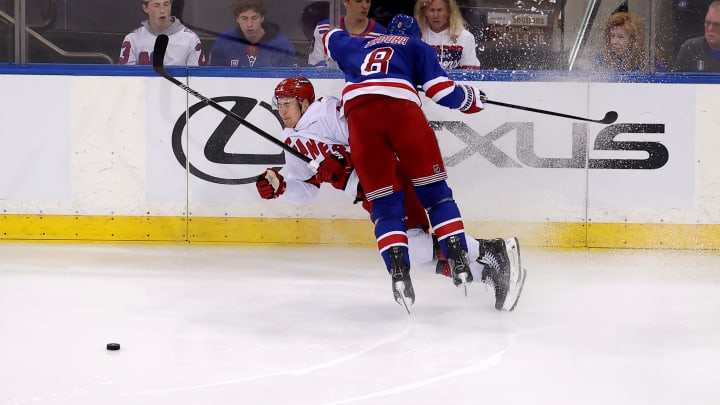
[
  {"x1": 278, "y1": 96, "x2": 360, "y2": 205},
  {"x1": 422, "y1": 28, "x2": 480, "y2": 70},
  {"x1": 119, "y1": 17, "x2": 205, "y2": 66}
]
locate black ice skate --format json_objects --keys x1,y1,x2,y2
[
  {"x1": 446, "y1": 235, "x2": 473, "y2": 295},
  {"x1": 477, "y1": 237, "x2": 526, "y2": 311},
  {"x1": 388, "y1": 246, "x2": 414, "y2": 314}
]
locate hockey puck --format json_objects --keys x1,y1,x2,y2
[{"x1": 106, "y1": 343, "x2": 120, "y2": 351}]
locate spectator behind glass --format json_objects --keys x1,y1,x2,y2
[
  {"x1": 209, "y1": 0, "x2": 298, "y2": 67},
  {"x1": 119, "y1": 0, "x2": 205, "y2": 66},
  {"x1": 593, "y1": 11, "x2": 666, "y2": 72},
  {"x1": 414, "y1": 0, "x2": 481, "y2": 70},
  {"x1": 307, "y1": 0, "x2": 386, "y2": 67},
  {"x1": 674, "y1": 0, "x2": 720, "y2": 72}
]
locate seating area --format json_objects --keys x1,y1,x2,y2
[{"x1": 0, "y1": 0, "x2": 714, "y2": 72}]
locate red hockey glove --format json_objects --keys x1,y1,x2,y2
[
  {"x1": 459, "y1": 85, "x2": 487, "y2": 114},
  {"x1": 255, "y1": 168, "x2": 286, "y2": 199},
  {"x1": 316, "y1": 149, "x2": 353, "y2": 190}
]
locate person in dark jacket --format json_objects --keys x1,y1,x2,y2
[
  {"x1": 209, "y1": 0, "x2": 297, "y2": 67},
  {"x1": 674, "y1": 0, "x2": 720, "y2": 72}
]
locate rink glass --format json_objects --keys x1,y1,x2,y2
[{"x1": 0, "y1": 0, "x2": 713, "y2": 74}]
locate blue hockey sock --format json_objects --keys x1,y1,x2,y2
[
  {"x1": 414, "y1": 181, "x2": 467, "y2": 257},
  {"x1": 372, "y1": 191, "x2": 409, "y2": 271}
]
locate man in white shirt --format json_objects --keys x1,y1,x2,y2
[{"x1": 119, "y1": 0, "x2": 205, "y2": 66}]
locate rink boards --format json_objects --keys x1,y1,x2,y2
[{"x1": 1, "y1": 67, "x2": 719, "y2": 249}]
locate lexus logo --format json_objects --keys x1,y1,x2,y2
[
  {"x1": 171, "y1": 96, "x2": 286, "y2": 184},
  {"x1": 172, "y1": 99, "x2": 669, "y2": 186}
]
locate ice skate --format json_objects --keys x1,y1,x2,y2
[
  {"x1": 477, "y1": 237, "x2": 526, "y2": 311},
  {"x1": 388, "y1": 246, "x2": 414, "y2": 314},
  {"x1": 446, "y1": 235, "x2": 473, "y2": 295}
]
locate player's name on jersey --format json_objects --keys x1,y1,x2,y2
[{"x1": 365, "y1": 35, "x2": 410, "y2": 48}]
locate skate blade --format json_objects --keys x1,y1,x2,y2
[
  {"x1": 507, "y1": 267, "x2": 527, "y2": 311},
  {"x1": 398, "y1": 294, "x2": 412, "y2": 315},
  {"x1": 500, "y1": 237, "x2": 524, "y2": 311},
  {"x1": 458, "y1": 273, "x2": 469, "y2": 297},
  {"x1": 394, "y1": 281, "x2": 412, "y2": 315}
]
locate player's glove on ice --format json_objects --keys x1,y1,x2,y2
[
  {"x1": 316, "y1": 149, "x2": 353, "y2": 190},
  {"x1": 256, "y1": 168, "x2": 286, "y2": 199},
  {"x1": 459, "y1": 85, "x2": 487, "y2": 114}
]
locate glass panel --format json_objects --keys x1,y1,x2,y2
[
  {"x1": 0, "y1": 0, "x2": 15, "y2": 63},
  {"x1": 565, "y1": 0, "x2": 658, "y2": 73},
  {"x1": 666, "y1": 0, "x2": 720, "y2": 73},
  {"x1": 14, "y1": 0, "x2": 329, "y2": 66},
  {"x1": 458, "y1": 0, "x2": 566, "y2": 70},
  {"x1": 452, "y1": 0, "x2": 717, "y2": 74},
  {"x1": 4, "y1": 0, "x2": 715, "y2": 74},
  {"x1": 196, "y1": 0, "x2": 315, "y2": 67}
]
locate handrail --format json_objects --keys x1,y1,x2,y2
[
  {"x1": 567, "y1": 0, "x2": 602, "y2": 71},
  {"x1": 27, "y1": 0, "x2": 56, "y2": 31},
  {"x1": 0, "y1": 8, "x2": 114, "y2": 64}
]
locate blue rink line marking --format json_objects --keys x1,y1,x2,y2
[
  {"x1": 132, "y1": 317, "x2": 416, "y2": 396},
  {"x1": 2, "y1": 63, "x2": 720, "y2": 84}
]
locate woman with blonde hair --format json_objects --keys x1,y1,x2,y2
[
  {"x1": 594, "y1": 11, "x2": 665, "y2": 72},
  {"x1": 414, "y1": 0, "x2": 480, "y2": 70}
]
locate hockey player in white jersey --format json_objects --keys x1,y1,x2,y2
[
  {"x1": 255, "y1": 77, "x2": 524, "y2": 311},
  {"x1": 119, "y1": 0, "x2": 205, "y2": 66}
]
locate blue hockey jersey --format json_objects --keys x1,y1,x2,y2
[{"x1": 322, "y1": 29, "x2": 473, "y2": 114}]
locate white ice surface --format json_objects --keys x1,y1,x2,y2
[{"x1": 1, "y1": 243, "x2": 719, "y2": 405}]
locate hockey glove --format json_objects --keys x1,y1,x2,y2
[
  {"x1": 316, "y1": 149, "x2": 353, "y2": 190},
  {"x1": 255, "y1": 168, "x2": 286, "y2": 199},
  {"x1": 459, "y1": 85, "x2": 487, "y2": 114}
]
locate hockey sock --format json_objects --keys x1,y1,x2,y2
[
  {"x1": 414, "y1": 181, "x2": 468, "y2": 258},
  {"x1": 372, "y1": 190, "x2": 409, "y2": 271}
]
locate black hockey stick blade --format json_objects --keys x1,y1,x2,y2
[
  {"x1": 484, "y1": 99, "x2": 618, "y2": 124},
  {"x1": 153, "y1": 34, "x2": 169, "y2": 67},
  {"x1": 598, "y1": 110, "x2": 619, "y2": 125},
  {"x1": 151, "y1": 35, "x2": 313, "y2": 165}
]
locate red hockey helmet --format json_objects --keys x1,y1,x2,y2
[{"x1": 274, "y1": 76, "x2": 315, "y2": 105}]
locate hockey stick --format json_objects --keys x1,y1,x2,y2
[
  {"x1": 482, "y1": 98, "x2": 618, "y2": 124},
  {"x1": 415, "y1": 84, "x2": 619, "y2": 124},
  {"x1": 152, "y1": 34, "x2": 318, "y2": 169}
]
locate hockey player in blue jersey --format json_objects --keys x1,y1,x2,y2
[{"x1": 323, "y1": 14, "x2": 525, "y2": 311}]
